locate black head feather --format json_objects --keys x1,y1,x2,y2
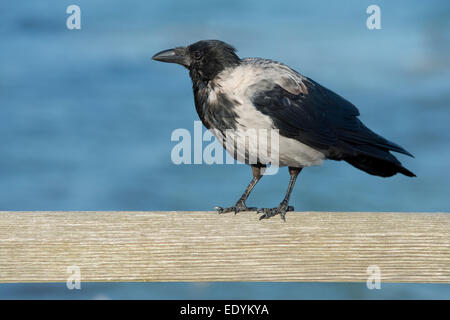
[{"x1": 187, "y1": 40, "x2": 240, "y2": 83}]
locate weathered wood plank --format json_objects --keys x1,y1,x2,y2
[{"x1": 0, "y1": 211, "x2": 448, "y2": 283}]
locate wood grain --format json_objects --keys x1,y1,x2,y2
[{"x1": 0, "y1": 211, "x2": 448, "y2": 283}]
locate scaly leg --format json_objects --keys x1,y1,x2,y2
[
  {"x1": 215, "y1": 165, "x2": 264, "y2": 214},
  {"x1": 258, "y1": 167, "x2": 302, "y2": 221}
]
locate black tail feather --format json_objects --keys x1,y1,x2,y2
[{"x1": 345, "y1": 154, "x2": 416, "y2": 177}]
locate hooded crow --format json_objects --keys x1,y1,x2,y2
[{"x1": 152, "y1": 40, "x2": 415, "y2": 220}]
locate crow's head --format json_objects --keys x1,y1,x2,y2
[{"x1": 152, "y1": 40, "x2": 240, "y2": 82}]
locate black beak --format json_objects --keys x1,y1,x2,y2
[{"x1": 152, "y1": 47, "x2": 188, "y2": 66}]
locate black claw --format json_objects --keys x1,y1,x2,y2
[
  {"x1": 257, "y1": 208, "x2": 269, "y2": 214},
  {"x1": 214, "y1": 203, "x2": 257, "y2": 215},
  {"x1": 257, "y1": 203, "x2": 293, "y2": 220},
  {"x1": 217, "y1": 202, "x2": 293, "y2": 220}
]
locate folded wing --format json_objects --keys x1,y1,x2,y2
[{"x1": 251, "y1": 73, "x2": 415, "y2": 177}]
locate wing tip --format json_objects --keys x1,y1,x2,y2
[{"x1": 399, "y1": 166, "x2": 416, "y2": 177}]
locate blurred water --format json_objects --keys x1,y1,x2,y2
[
  {"x1": 0, "y1": 0, "x2": 449, "y2": 299},
  {"x1": 1, "y1": 282, "x2": 449, "y2": 300}
]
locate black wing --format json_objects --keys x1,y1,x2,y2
[{"x1": 252, "y1": 77, "x2": 415, "y2": 177}]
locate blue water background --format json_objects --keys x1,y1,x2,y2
[{"x1": 0, "y1": 0, "x2": 449, "y2": 299}]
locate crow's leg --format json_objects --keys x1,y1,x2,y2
[
  {"x1": 258, "y1": 167, "x2": 302, "y2": 221},
  {"x1": 215, "y1": 165, "x2": 264, "y2": 214}
]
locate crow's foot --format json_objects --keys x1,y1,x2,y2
[
  {"x1": 214, "y1": 201, "x2": 257, "y2": 215},
  {"x1": 257, "y1": 203, "x2": 294, "y2": 221}
]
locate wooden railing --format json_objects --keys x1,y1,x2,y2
[{"x1": 0, "y1": 211, "x2": 448, "y2": 283}]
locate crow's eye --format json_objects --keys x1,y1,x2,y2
[{"x1": 193, "y1": 51, "x2": 202, "y2": 60}]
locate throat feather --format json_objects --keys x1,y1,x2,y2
[{"x1": 193, "y1": 85, "x2": 239, "y2": 132}]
